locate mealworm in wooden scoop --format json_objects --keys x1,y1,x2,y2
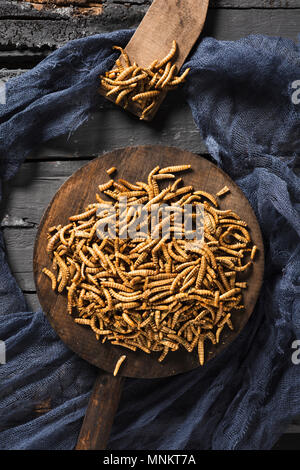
[{"x1": 98, "y1": 0, "x2": 210, "y2": 120}]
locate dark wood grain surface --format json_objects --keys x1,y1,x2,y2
[
  {"x1": 75, "y1": 373, "x2": 124, "y2": 450},
  {"x1": 1, "y1": 1, "x2": 300, "y2": 66},
  {"x1": 33, "y1": 146, "x2": 264, "y2": 378},
  {"x1": 1, "y1": 0, "x2": 299, "y2": 443}
]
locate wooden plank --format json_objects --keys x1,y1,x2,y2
[
  {"x1": 0, "y1": 9, "x2": 299, "y2": 49},
  {"x1": 1, "y1": 160, "x2": 88, "y2": 228},
  {"x1": 3, "y1": 228, "x2": 38, "y2": 291},
  {"x1": 202, "y1": 8, "x2": 300, "y2": 43},
  {"x1": 28, "y1": 90, "x2": 208, "y2": 160},
  {"x1": 1, "y1": 0, "x2": 299, "y2": 20},
  {"x1": 24, "y1": 292, "x2": 41, "y2": 311},
  {"x1": 0, "y1": 51, "x2": 50, "y2": 70},
  {"x1": 0, "y1": 68, "x2": 26, "y2": 80}
]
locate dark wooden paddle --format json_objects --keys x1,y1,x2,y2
[{"x1": 33, "y1": 145, "x2": 264, "y2": 450}]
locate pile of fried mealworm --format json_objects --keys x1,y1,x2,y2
[
  {"x1": 99, "y1": 41, "x2": 190, "y2": 120},
  {"x1": 43, "y1": 164, "x2": 257, "y2": 366}
]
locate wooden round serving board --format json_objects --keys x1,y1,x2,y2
[{"x1": 33, "y1": 145, "x2": 264, "y2": 380}]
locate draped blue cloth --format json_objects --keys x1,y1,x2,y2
[{"x1": 0, "y1": 30, "x2": 299, "y2": 450}]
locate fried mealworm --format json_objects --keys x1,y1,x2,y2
[
  {"x1": 42, "y1": 164, "x2": 257, "y2": 366},
  {"x1": 132, "y1": 90, "x2": 161, "y2": 102},
  {"x1": 155, "y1": 62, "x2": 171, "y2": 89},
  {"x1": 251, "y1": 245, "x2": 257, "y2": 260},
  {"x1": 169, "y1": 68, "x2": 191, "y2": 86},
  {"x1": 69, "y1": 207, "x2": 97, "y2": 222},
  {"x1": 161, "y1": 64, "x2": 177, "y2": 89},
  {"x1": 99, "y1": 41, "x2": 190, "y2": 119},
  {"x1": 216, "y1": 186, "x2": 230, "y2": 197},
  {"x1": 155, "y1": 40, "x2": 177, "y2": 69},
  {"x1": 113, "y1": 355, "x2": 127, "y2": 376},
  {"x1": 159, "y1": 165, "x2": 191, "y2": 174},
  {"x1": 42, "y1": 268, "x2": 57, "y2": 291}
]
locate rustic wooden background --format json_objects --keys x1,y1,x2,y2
[{"x1": 1, "y1": 0, "x2": 299, "y2": 448}]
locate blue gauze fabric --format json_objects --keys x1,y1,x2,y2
[{"x1": 0, "y1": 30, "x2": 299, "y2": 450}]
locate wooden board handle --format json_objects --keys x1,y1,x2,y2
[
  {"x1": 76, "y1": 372, "x2": 124, "y2": 450},
  {"x1": 125, "y1": 0, "x2": 210, "y2": 69}
]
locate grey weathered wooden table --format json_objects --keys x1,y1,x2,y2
[{"x1": 0, "y1": 0, "x2": 299, "y2": 449}]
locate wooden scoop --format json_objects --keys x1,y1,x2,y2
[
  {"x1": 99, "y1": 0, "x2": 210, "y2": 120},
  {"x1": 33, "y1": 146, "x2": 264, "y2": 450}
]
